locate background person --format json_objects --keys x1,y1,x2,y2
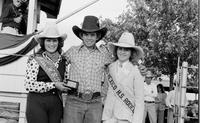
[
  {"x1": 143, "y1": 70, "x2": 157, "y2": 123},
  {"x1": 24, "y1": 23, "x2": 69, "y2": 123},
  {"x1": 0, "y1": 0, "x2": 23, "y2": 35},
  {"x1": 155, "y1": 84, "x2": 167, "y2": 123}
]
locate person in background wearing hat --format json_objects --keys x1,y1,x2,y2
[
  {"x1": 143, "y1": 70, "x2": 158, "y2": 123},
  {"x1": 24, "y1": 23, "x2": 69, "y2": 123},
  {"x1": 63, "y1": 15, "x2": 146, "y2": 123},
  {"x1": 102, "y1": 31, "x2": 144, "y2": 123},
  {"x1": 0, "y1": 0, "x2": 24, "y2": 35}
]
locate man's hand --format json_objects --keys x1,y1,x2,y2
[
  {"x1": 138, "y1": 64, "x2": 147, "y2": 76},
  {"x1": 55, "y1": 82, "x2": 70, "y2": 92}
]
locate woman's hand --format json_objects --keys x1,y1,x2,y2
[{"x1": 55, "y1": 82, "x2": 70, "y2": 92}]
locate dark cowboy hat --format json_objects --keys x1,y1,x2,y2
[{"x1": 72, "y1": 15, "x2": 107, "y2": 42}]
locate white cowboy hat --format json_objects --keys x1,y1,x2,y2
[
  {"x1": 35, "y1": 22, "x2": 67, "y2": 43},
  {"x1": 109, "y1": 31, "x2": 144, "y2": 60},
  {"x1": 146, "y1": 70, "x2": 154, "y2": 78}
]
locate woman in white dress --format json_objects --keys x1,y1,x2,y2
[{"x1": 102, "y1": 31, "x2": 145, "y2": 123}]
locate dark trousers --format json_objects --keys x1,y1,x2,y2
[{"x1": 26, "y1": 92, "x2": 63, "y2": 123}]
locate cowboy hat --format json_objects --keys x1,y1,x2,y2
[
  {"x1": 35, "y1": 22, "x2": 67, "y2": 43},
  {"x1": 72, "y1": 15, "x2": 107, "y2": 42},
  {"x1": 146, "y1": 70, "x2": 154, "y2": 78},
  {"x1": 109, "y1": 31, "x2": 144, "y2": 60}
]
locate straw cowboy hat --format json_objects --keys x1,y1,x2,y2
[
  {"x1": 109, "y1": 31, "x2": 144, "y2": 60},
  {"x1": 146, "y1": 70, "x2": 154, "y2": 78},
  {"x1": 36, "y1": 22, "x2": 67, "y2": 43},
  {"x1": 72, "y1": 15, "x2": 107, "y2": 42}
]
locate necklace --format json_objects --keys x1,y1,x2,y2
[{"x1": 42, "y1": 52, "x2": 61, "y2": 68}]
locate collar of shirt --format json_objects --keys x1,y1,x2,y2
[
  {"x1": 117, "y1": 60, "x2": 131, "y2": 75},
  {"x1": 117, "y1": 60, "x2": 130, "y2": 68},
  {"x1": 78, "y1": 43, "x2": 101, "y2": 53}
]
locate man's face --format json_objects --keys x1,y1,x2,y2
[
  {"x1": 81, "y1": 32, "x2": 98, "y2": 49},
  {"x1": 13, "y1": 0, "x2": 22, "y2": 7},
  {"x1": 145, "y1": 77, "x2": 152, "y2": 85}
]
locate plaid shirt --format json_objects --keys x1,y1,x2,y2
[{"x1": 64, "y1": 44, "x2": 112, "y2": 93}]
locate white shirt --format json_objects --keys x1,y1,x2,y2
[
  {"x1": 117, "y1": 60, "x2": 131, "y2": 76},
  {"x1": 144, "y1": 82, "x2": 157, "y2": 101},
  {"x1": 165, "y1": 90, "x2": 175, "y2": 108}
]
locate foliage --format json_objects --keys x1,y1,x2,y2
[{"x1": 101, "y1": 0, "x2": 198, "y2": 89}]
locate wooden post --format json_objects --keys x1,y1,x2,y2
[
  {"x1": 0, "y1": 0, "x2": 4, "y2": 30},
  {"x1": 178, "y1": 62, "x2": 188, "y2": 123},
  {"x1": 27, "y1": 0, "x2": 38, "y2": 34}
]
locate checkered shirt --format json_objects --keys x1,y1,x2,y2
[{"x1": 64, "y1": 44, "x2": 112, "y2": 93}]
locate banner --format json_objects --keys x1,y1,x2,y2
[
  {"x1": 0, "y1": 33, "x2": 35, "y2": 50},
  {"x1": 0, "y1": 33, "x2": 38, "y2": 66}
]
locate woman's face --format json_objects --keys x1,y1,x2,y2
[
  {"x1": 157, "y1": 86, "x2": 161, "y2": 93},
  {"x1": 44, "y1": 38, "x2": 59, "y2": 53},
  {"x1": 117, "y1": 47, "x2": 131, "y2": 63}
]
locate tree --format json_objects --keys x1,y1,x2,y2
[{"x1": 101, "y1": 0, "x2": 198, "y2": 90}]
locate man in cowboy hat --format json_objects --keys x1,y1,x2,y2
[
  {"x1": 143, "y1": 70, "x2": 158, "y2": 123},
  {"x1": 63, "y1": 15, "x2": 146, "y2": 123}
]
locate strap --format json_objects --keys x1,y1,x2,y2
[
  {"x1": 34, "y1": 56, "x2": 62, "y2": 82},
  {"x1": 105, "y1": 68, "x2": 135, "y2": 114}
]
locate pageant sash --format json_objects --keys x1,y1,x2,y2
[
  {"x1": 105, "y1": 68, "x2": 135, "y2": 114},
  {"x1": 34, "y1": 56, "x2": 62, "y2": 82}
]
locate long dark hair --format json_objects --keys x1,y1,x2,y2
[
  {"x1": 157, "y1": 84, "x2": 165, "y2": 93},
  {"x1": 36, "y1": 37, "x2": 64, "y2": 54},
  {"x1": 112, "y1": 46, "x2": 139, "y2": 64}
]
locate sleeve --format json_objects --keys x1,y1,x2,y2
[
  {"x1": 132, "y1": 67, "x2": 145, "y2": 123},
  {"x1": 99, "y1": 44, "x2": 113, "y2": 65},
  {"x1": 63, "y1": 47, "x2": 73, "y2": 65},
  {"x1": 0, "y1": 5, "x2": 14, "y2": 23},
  {"x1": 24, "y1": 56, "x2": 56, "y2": 93},
  {"x1": 152, "y1": 84, "x2": 158, "y2": 98},
  {"x1": 101, "y1": 72, "x2": 109, "y2": 97},
  {"x1": 165, "y1": 91, "x2": 172, "y2": 108}
]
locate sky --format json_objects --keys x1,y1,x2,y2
[{"x1": 38, "y1": 0, "x2": 128, "y2": 50}]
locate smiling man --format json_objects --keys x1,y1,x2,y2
[{"x1": 63, "y1": 15, "x2": 111, "y2": 123}]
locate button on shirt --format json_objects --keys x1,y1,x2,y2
[
  {"x1": 144, "y1": 82, "x2": 157, "y2": 102},
  {"x1": 64, "y1": 44, "x2": 112, "y2": 93}
]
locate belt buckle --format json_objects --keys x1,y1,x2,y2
[{"x1": 82, "y1": 90, "x2": 93, "y2": 101}]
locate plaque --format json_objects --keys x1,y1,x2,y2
[{"x1": 65, "y1": 79, "x2": 79, "y2": 90}]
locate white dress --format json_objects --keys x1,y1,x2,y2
[{"x1": 102, "y1": 60, "x2": 144, "y2": 123}]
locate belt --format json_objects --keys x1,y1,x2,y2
[
  {"x1": 68, "y1": 90, "x2": 101, "y2": 101},
  {"x1": 145, "y1": 101, "x2": 155, "y2": 103},
  {"x1": 30, "y1": 89, "x2": 58, "y2": 96}
]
